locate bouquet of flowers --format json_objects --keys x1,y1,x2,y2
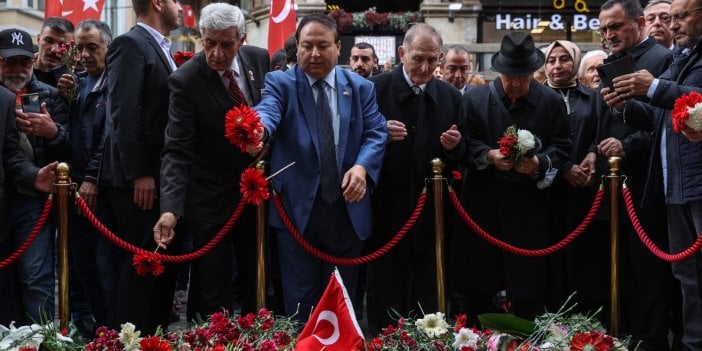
[
  {"x1": 224, "y1": 104, "x2": 265, "y2": 153},
  {"x1": 498, "y1": 125, "x2": 542, "y2": 163},
  {"x1": 55, "y1": 39, "x2": 79, "y2": 103},
  {"x1": 672, "y1": 91, "x2": 702, "y2": 133}
]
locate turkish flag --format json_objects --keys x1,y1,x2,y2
[
  {"x1": 295, "y1": 269, "x2": 365, "y2": 351},
  {"x1": 45, "y1": 0, "x2": 105, "y2": 26},
  {"x1": 267, "y1": 0, "x2": 296, "y2": 58},
  {"x1": 182, "y1": 4, "x2": 196, "y2": 29}
]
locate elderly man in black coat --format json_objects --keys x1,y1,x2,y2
[
  {"x1": 450, "y1": 32, "x2": 570, "y2": 325},
  {"x1": 366, "y1": 23, "x2": 466, "y2": 332}
]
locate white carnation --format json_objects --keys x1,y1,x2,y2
[
  {"x1": 517, "y1": 129, "x2": 536, "y2": 153},
  {"x1": 453, "y1": 327, "x2": 480, "y2": 349},
  {"x1": 415, "y1": 312, "x2": 450, "y2": 337},
  {"x1": 686, "y1": 104, "x2": 702, "y2": 131},
  {"x1": 119, "y1": 322, "x2": 142, "y2": 351}
]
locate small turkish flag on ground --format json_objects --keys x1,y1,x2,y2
[
  {"x1": 295, "y1": 269, "x2": 365, "y2": 351},
  {"x1": 267, "y1": 0, "x2": 296, "y2": 58},
  {"x1": 45, "y1": 0, "x2": 105, "y2": 26},
  {"x1": 182, "y1": 5, "x2": 196, "y2": 29}
]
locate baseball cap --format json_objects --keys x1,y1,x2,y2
[{"x1": 0, "y1": 29, "x2": 34, "y2": 58}]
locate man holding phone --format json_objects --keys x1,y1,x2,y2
[{"x1": 0, "y1": 28, "x2": 69, "y2": 324}]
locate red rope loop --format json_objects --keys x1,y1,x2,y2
[
  {"x1": 449, "y1": 188, "x2": 604, "y2": 257},
  {"x1": 76, "y1": 194, "x2": 246, "y2": 263},
  {"x1": 0, "y1": 196, "x2": 54, "y2": 270},
  {"x1": 622, "y1": 187, "x2": 702, "y2": 262},
  {"x1": 273, "y1": 191, "x2": 427, "y2": 266}
]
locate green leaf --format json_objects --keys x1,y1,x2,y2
[{"x1": 478, "y1": 313, "x2": 536, "y2": 337}]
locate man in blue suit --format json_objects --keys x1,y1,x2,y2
[{"x1": 252, "y1": 13, "x2": 387, "y2": 320}]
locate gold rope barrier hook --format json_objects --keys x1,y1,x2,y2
[
  {"x1": 255, "y1": 160, "x2": 268, "y2": 310},
  {"x1": 607, "y1": 156, "x2": 621, "y2": 337},
  {"x1": 431, "y1": 158, "x2": 446, "y2": 313},
  {"x1": 54, "y1": 162, "x2": 71, "y2": 331}
]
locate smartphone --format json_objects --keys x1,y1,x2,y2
[{"x1": 20, "y1": 93, "x2": 41, "y2": 113}]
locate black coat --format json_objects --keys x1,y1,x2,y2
[
  {"x1": 450, "y1": 78, "x2": 570, "y2": 300},
  {"x1": 160, "y1": 47, "x2": 269, "y2": 224},
  {"x1": 100, "y1": 25, "x2": 175, "y2": 188},
  {"x1": 368, "y1": 66, "x2": 466, "y2": 246}
]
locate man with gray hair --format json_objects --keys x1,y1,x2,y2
[
  {"x1": 154, "y1": 2, "x2": 269, "y2": 320},
  {"x1": 644, "y1": 0, "x2": 675, "y2": 49},
  {"x1": 367, "y1": 23, "x2": 465, "y2": 332}
]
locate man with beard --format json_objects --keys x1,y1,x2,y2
[
  {"x1": 0, "y1": 28, "x2": 69, "y2": 324},
  {"x1": 597, "y1": 0, "x2": 676, "y2": 348},
  {"x1": 366, "y1": 23, "x2": 465, "y2": 332},
  {"x1": 100, "y1": 0, "x2": 182, "y2": 334},
  {"x1": 644, "y1": 0, "x2": 675, "y2": 50},
  {"x1": 349, "y1": 42, "x2": 377, "y2": 78},
  {"x1": 606, "y1": 0, "x2": 702, "y2": 347},
  {"x1": 33, "y1": 17, "x2": 75, "y2": 88},
  {"x1": 441, "y1": 44, "x2": 473, "y2": 94}
]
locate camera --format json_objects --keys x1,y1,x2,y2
[{"x1": 20, "y1": 93, "x2": 41, "y2": 113}]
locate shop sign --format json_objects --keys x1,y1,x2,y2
[{"x1": 495, "y1": 13, "x2": 600, "y2": 31}]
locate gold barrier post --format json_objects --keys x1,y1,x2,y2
[
  {"x1": 55, "y1": 162, "x2": 71, "y2": 330},
  {"x1": 255, "y1": 161, "x2": 268, "y2": 309},
  {"x1": 608, "y1": 156, "x2": 621, "y2": 337},
  {"x1": 431, "y1": 158, "x2": 446, "y2": 313}
]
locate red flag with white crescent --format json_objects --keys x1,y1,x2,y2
[
  {"x1": 44, "y1": 0, "x2": 105, "y2": 26},
  {"x1": 267, "y1": 0, "x2": 296, "y2": 58},
  {"x1": 294, "y1": 269, "x2": 365, "y2": 351},
  {"x1": 182, "y1": 4, "x2": 196, "y2": 29}
]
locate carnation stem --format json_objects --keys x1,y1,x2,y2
[{"x1": 266, "y1": 161, "x2": 296, "y2": 180}]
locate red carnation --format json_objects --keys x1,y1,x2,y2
[
  {"x1": 173, "y1": 51, "x2": 194, "y2": 67},
  {"x1": 570, "y1": 331, "x2": 614, "y2": 351},
  {"x1": 452, "y1": 170, "x2": 463, "y2": 181},
  {"x1": 240, "y1": 168, "x2": 270, "y2": 205},
  {"x1": 672, "y1": 91, "x2": 702, "y2": 133},
  {"x1": 224, "y1": 104, "x2": 264, "y2": 153},
  {"x1": 140, "y1": 336, "x2": 172, "y2": 351},
  {"x1": 454, "y1": 313, "x2": 468, "y2": 332},
  {"x1": 498, "y1": 132, "x2": 518, "y2": 157},
  {"x1": 132, "y1": 251, "x2": 165, "y2": 276}
]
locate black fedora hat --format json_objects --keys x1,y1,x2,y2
[{"x1": 491, "y1": 32, "x2": 545, "y2": 76}]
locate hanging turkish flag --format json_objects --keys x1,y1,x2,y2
[
  {"x1": 182, "y1": 4, "x2": 196, "y2": 29},
  {"x1": 45, "y1": 0, "x2": 105, "y2": 26},
  {"x1": 295, "y1": 269, "x2": 365, "y2": 351},
  {"x1": 267, "y1": 0, "x2": 296, "y2": 58}
]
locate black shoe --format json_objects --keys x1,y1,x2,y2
[{"x1": 74, "y1": 318, "x2": 97, "y2": 339}]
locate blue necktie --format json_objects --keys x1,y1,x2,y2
[{"x1": 314, "y1": 80, "x2": 340, "y2": 204}]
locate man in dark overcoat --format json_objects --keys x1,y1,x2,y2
[
  {"x1": 366, "y1": 23, "x2": 466, "y2": 333},
  {"x1": 449, "y1": 32, "x2": 570, "y2": 325}
]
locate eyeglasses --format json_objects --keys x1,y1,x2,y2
[
  {"x1": 0, "y1": 56, "x2": 34, "y2": 68},
  {"x1": 645, "y1": 13, "x2": 672, "y2": 25},
  {"x1": 671, "y1": 7, "x2": 702, "y2": 23}
]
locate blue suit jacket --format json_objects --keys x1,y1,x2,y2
[{"x1": 255, "y1": 65, "x2": 387, "y2": 239}]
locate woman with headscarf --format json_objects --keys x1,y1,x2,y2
[{"x1": 543, "y1": 40, "x2": 609, "y2": 320}]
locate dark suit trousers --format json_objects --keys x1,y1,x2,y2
[
  {"x1": 274, "y1": 193, "x2": 362, "y2": 322},
  {"x1": 185, "y1": 205, "x2": 257, "y2": 321},
  {"x1": 105, "y1": 187, "x2": 179, "y2": 335}
]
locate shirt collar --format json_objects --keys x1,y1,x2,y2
[
  {"x1": 402, "y1": 65, "x2": 427, "y2": 92},
  {"x1": 219, "y1": 55, "x2": 241, "y2": 77},
  {"x1": 305, "y1": 69, "x2": 336, "y2": 91},
  {"x1": 137, "y1": 22, "x2": 170, "y2": 50}
]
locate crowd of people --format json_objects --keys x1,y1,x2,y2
[{"x1": 1, "y1": 0, "x2": 702, "y2": 350}]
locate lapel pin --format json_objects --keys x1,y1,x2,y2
[
  {"x1": 343, "y1": 91, "x2": 350, "y2": 96},
  {"x1": 248, "y1": 70, "x2": 255, "y2": 82}
]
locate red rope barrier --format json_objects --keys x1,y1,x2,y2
[
  {"x1": 622, "y1": 187, "x2": 702, "y2": 262},
  {"x1": 76, "y1": 195, "x2": 246, "y2": 263},
  {"x1": 449, "y1": 188, "x2": 604, "y2": 257},
  {"x1": 273, "y1": 191, "x2": 427, "y2": 266},
  {"x1": 0, "y1": 196, "x2": 54, "y2": 269}
]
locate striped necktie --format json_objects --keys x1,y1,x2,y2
[{"x1": 224, "y1": 69, "x2": 247, "y2": 106}]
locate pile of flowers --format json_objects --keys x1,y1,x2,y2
[
  {"x1": 328, "y1": 6, "x2": 422, "y2": 33},
  {"x1": 672, "y1": 91, "x2": 702, "y2": 133},
  {"x1": 0, "y1": 301, "x2": 628, "y2": 351},
  {"x1": 498, "y1": 125, "x2": 542, "y2": 163}
]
